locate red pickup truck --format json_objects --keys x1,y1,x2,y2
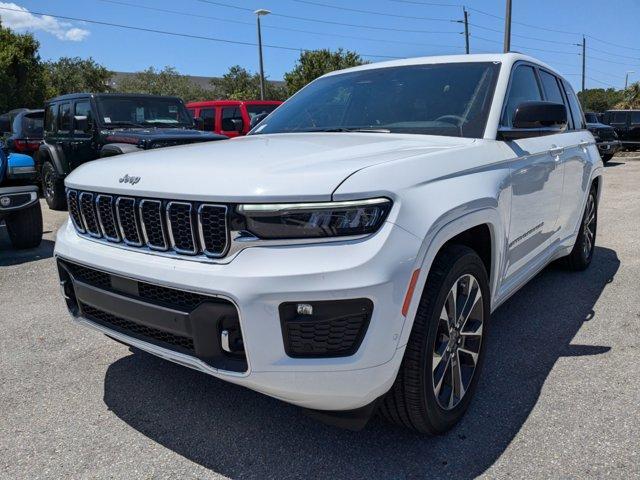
[{"x1": 186, "y1": 100, "x2": 282, "y2": 138}]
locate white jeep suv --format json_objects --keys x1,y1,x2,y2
[{"x1": 55, "y1": 53, "x2": 602, "y2": 433}]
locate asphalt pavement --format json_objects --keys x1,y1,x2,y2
[{"x1": 1, "y1": 157, "x2": 639, "y2": 479}]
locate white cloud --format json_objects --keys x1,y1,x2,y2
[{"x1": 0, "y1": 2, "x2": 90, "y2": 41}]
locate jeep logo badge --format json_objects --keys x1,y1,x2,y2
[{"x1": 119, "y1": 174, "x2": 141, "y2": 185}]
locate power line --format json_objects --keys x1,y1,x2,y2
[
  {"x1": 197, "y1": 0, "x2": 461, "y2": 35},
  {"x1": 0, "y1": 5, "x2": 402, "y2": 59},
  {"x1": 97, "y1": 0, "x2": 463, "y2": 50},
  {"x1": 587, "y1": 45, "x2": 640, "y2": 61},
  {"x1": 290, "y1": 0, "x2": 455, "y2": 22},
  {"x1": 386, "y1": 0, "x2": 461, "y2": 7}
]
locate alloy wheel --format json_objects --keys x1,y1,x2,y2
[
  {"x1": 582, "y1": 193, "x2": 596, "y2": 258},
  {"x1": 43, "y1": 170, "x2": 54, "y2": 200},
  {"x1": 432, "y1": 273, "x2": 484, "y2": 410}
]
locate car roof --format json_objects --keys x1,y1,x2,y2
[
  {"x1": 322, "y1": 52, "x2": 563, "y2": 79},
  {"x1": 46, "y1": 93, "x2": 184, "y2": 103},
  {"x1": 185, "y1": 100, "x2": 282, "y2": 107}
]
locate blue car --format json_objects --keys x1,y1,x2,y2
[{"x1": 0, "y1": 142, "x2": 42, "y2": 249}]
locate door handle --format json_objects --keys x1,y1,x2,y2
[{"x1": 549, "y1": 147, "x2": 564, "y2": 157}]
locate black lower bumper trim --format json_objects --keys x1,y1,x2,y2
[{"x1": 57, "y1": 258, "x2": 247, "y2": 373}]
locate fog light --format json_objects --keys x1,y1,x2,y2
[{"x1": 0, "y1": 197, "x2": 10, "y2": 207}]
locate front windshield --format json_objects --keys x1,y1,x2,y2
[
  {"x1": 252, "y1": 62, "x2": 500, "y2": 138},
  {"x1": 95, "y1": 97, "x2": 193, "y2": 128}
]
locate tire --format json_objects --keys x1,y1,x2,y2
[
  {"x1": 601, "y1": 154, "x2": 613, "y2": 163},
  {"x1": 41, "y1": 161, "x2": 67, "y2": 210},
  {"x1": 563, "y1": 185, "x2": 598, "y2": 271},
  {"x1": 5, "y1": 203, "x2": 43, "y2": 249},
  {"x1": 380, "y1": 245, "x2": 490, "y2": 434}
]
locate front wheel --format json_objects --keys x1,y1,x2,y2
[
  {"x1": 41, "y1": 161, "x2": 67, "y2": 210},
  {"x1": 563, "y1": 186, "x2": 598, "y2": 271},
  {"x1": 380, "y1": 245, "x2": 490, "y2": 434},
  {"x1": 5, "y1": 203, "x2": 43, "y2": 249}
]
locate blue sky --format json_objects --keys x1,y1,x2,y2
[{"x1": 3, "y1": 0, "x2": 640, "y2": 91}]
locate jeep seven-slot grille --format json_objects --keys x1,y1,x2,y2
[{"x1": 67, "y1": 189, "x2": 229, "y2": 258}]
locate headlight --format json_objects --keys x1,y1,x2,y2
[{"x1": 237, "y1": 198, "x2": 392, "y2": 239}]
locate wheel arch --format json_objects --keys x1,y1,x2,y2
[
  {"x1": 396, "y1": 206, "x2": 504, "y2": 348},
  {"x1": 38, "y1": 144, "x2": 65, "y2": 175}
]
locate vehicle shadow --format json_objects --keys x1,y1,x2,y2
[
  {"x1": 0, "y1": 227, "x2": 54, "y2": 266},
  {"x1": 604, "y1": 161, "x2": 625, "y2": 168},
  {"x1": 102, "y1": 246, "x2": 619, "y2": 479}
]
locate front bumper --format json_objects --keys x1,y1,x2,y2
[{"x1": 55, "y1": 219, "x2": 421, "y2": 410}]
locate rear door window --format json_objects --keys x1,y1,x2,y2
[
  {"x1": 501, "y1": 65, "x2": 542, "y2": 127},
  {"x1": 539, "y1": 70, "x2": 572, "y2": 129},
  {"x1": 612, "y1": 111, "x2": 628, "y2": 124},
  {"x1": 58, "y1": 103, "x2": 72, "y2": 133},
  {"x1": 200, "y1": 108, "x2": 215, "y2": 131},
  {"x1": 221, "y1": 107, "x2": 243, "y2": 131}
]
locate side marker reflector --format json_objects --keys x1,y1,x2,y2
[{"x1": 402, "y1": 269, "x2": 421, "y2": 317}]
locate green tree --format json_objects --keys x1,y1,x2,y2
[
  {"x1": 116, "y1": 66, "x2": 211, "y2": 102},
  {"x1": 44, "y1": 57, "x2": 112, "y2": 98},
  {"x1": 577, "y1": 88, "x2": 624, "y2": 113},
  {"x1": 284, "y1": 48, "x2": 366, "y2": 94},
  {"x1": 0, "y1": 20, "x2": 47, "y2": 112},
  {"x1": 211, "y1": 65, "x2": 287, "y2": 101}
]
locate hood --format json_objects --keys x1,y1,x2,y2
[
  {"x1": 103, "y1": 127, "x2": 225, "y2": 144},
  {"x1": 66, "y1": 132, "x2": 475, "y2": 202}
]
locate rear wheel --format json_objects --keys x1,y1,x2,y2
[
  {"x1": 564, "y1": 186, "x2": 598, "y2": 271},
  {"x1": 41, "y1": 161, "x2": 67, "y2": 210},
  {"x1": 380, "y1": 245, "x2": 489, "y2": 434},
  {"x1": 5, "y1": 203, "x2": 43, "y2": 249}
]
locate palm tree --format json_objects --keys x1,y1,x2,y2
[{"x1": 617, "y1": 82, "x2": 640, "y2": 109}]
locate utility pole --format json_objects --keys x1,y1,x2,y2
[
  {"x1": 463, "y1": 7, "x2": 470, "y2": 54},
  {"x1": 254, "y1": 9, "x2": 271, "y2": 100},
  {"x1": 581, "y1": 35, "x2": 586, "y2": 92},
  {"x1": 625, "y1": 71, "x2": 634, "y2": 89},
  {"x1": 503, "y1": 0, "x2": 512, "y2": 53}
]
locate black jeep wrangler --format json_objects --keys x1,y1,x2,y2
[{"x1": 38, "y1": 93, "x2": 226, "y2": 210}]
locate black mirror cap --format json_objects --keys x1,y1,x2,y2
[
  {"x1": 193, "y1": 117, "x2": 204, "y2": 130},
  {"x1": 513, "y1": 101, "x2": 567, "y2": 129},
  {"x1": 499, "y1": 101, "x2": 568, "y2": 140},
  {"x1": 249, "y1": 112, "x2": 269, "y2": 130}
]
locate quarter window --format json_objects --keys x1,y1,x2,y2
[
  {"x1": 45, "y1": 104, "x2": 57, "y2": 133},
  {"x1": 502, "y1": 65, "x2": 542, "y2": 127},
  {"x1": 58, "y1": 103, "x2": 72, "y2": 132},
  {"x1": 200, "y1": 108, "x2": 216, "y2": 131}
]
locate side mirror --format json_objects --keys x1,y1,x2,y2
[
  {"x1": 74, "y1": 115, "x2": 92, "y2": 133},
  {"x1": 193, "y1": 117, "x2": 204, "y2": 130},
  {"x1": 250, "y1": 112, "x2": 269, "y2": 130},
  {"x1": 498, "y1": 101, "x2": 567, "y2": 140}
]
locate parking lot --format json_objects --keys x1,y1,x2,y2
[{"x1": 0, "y1": 157, "x2": 638, "y2": 479}]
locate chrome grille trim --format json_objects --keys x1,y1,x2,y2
[
  {"x1": 95, "y1": 194, "x2": 120, "y2": 242},
  {"x1": 67, "y1": 189, "x2": 233, "y2": 262},
  {"x1": 166, "y1": 201, "x2": 198, "y2": 255},
  {"x1": 197, "y1": 204, "x2": 229, "y2": 258},
  {"x1": 79, "y1": 192, "x2": 102, "y2": 238},
  {"x1": 115, "y1": 196, "x2": 143, "y2": 247},
  {"x1": 67, "y1": 190, "x2": 85, "y2": 233},
  {"x1": 139, "y1": 199, "x2": 168, "y2": 251}
]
